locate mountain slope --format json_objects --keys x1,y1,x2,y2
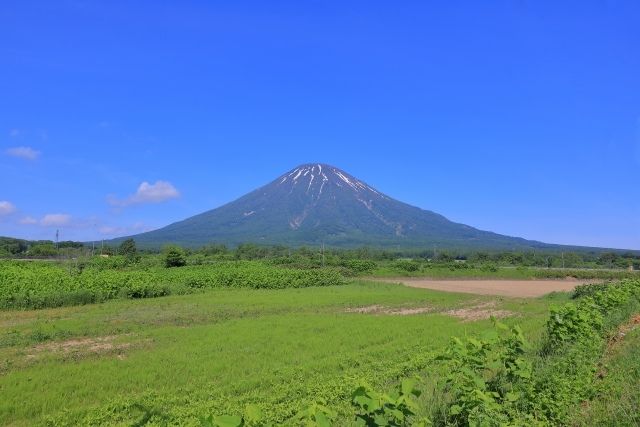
[{"x1": 119, "y1": 163, "x2": 557, "y2": 249}]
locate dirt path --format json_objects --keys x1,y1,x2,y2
[{"x1": 375, "y1": 277, "x2": 595, "y2": 297}]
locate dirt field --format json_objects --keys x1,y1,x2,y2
[{"x1": 376, "y1": 278, "x2": 595, "y2": 297}]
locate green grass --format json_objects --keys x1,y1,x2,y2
[
  {"x1": 575, "y1": 322, "x2": 640, "y2": 426},
  {"x1": 0, "y1": 281, "x2": 558, "y2": 426}
]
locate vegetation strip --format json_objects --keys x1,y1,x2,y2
[
  {"x1": 200, "y1": 279, "x2": 640, "y2": 426},
  {"x1": 0, "y1": 260, "x2": 345, "y2": 309}
]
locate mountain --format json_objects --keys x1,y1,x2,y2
[{"x1": 114, "y1": 163, "x2": 569, "y2": 250}]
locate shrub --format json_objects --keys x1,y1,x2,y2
[
  {"x1": 393, "y1": 260, "x2": 421, "y2": 272},
  {"x1": 164, "y1": 246, "x2": 187, "y2": 268},
  {"x1": 341, "y1": 259, "x2": 377, "y2": 274}
]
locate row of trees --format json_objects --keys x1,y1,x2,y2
[
  {"x1": 118, "y1": 238, "x2": 186, "y2": 268},
  {"x1": 1, "y1": 237, "x2": 638, "y2": 270}
]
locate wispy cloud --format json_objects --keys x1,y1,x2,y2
[
  {"x1": 6, "y1": 146, "x2": 41, "y2": 160},
  {"x1": 108, "y1": 181, "x2": 180, "y2": 207},
  {"x1": 0, "y1": 201, "x2": 16, "y2": 216},
  {"x1": 9, "y1": 129, "x2": 20, "y2": 137},
  {"x1": 40, "y1": 213, "x2": 72, "y2": 226},
  {"x1": 19, "y1": 216, "x2": 38, "y2": 225}
]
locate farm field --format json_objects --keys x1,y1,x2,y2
[
  {"x1": 374, "y1": 278, "x2": 593, "y2": 297},
  {"x1": 1, "y1": 258, "x2": 639, "y2": 426},
  {"x1": 0, "y1": 279, "x2": 558, "y2": 425},
  {"x1": 3, "y1": 2, "x2": 639, "y2": 425}
]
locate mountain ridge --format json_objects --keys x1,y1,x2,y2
[{"x1": 109, "y1": 163, "x2": 572, "y2": 250}]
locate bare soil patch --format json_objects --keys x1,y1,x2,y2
[
  {"x1": 345, "y1": 305, "x2": 433, "y2": 315},
  {"x1": 26, "y1": 335, "x2": 133, "y2": 360},
  {"x1": 444, "y1": 301, "x2": 514, "y2": 322},
  {"x1": 376, "y1": 278, "x2": 595, "y2": 297},
  {"x1": 345, "y1": 300, "x2": 513, "y2": 321},
  {"x1": 605, "y1": 314, "x2": 640, "y2": 355}
]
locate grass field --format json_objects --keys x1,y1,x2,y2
[
  {"x1": 0, "y1": 280, "x2": 561, "y2": 426},
  {"x1": 2, "y1": 257, "x2": 639, "y2": 426},
  {"x1": 575, "y1": 315, "x2": 640, "y2": 426}
]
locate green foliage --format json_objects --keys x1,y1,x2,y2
[
  {"x1": 0, "y1": 260, "x2": 346, "y2": 309},
  {"x1": 200, "y1": 404, "x2": 269, "y2": 427},
  {"x1": 351, "y1": 379, "x2": 430, "y2": 426},
  {"x1": 341, "y1": 259, "x2": 378, "y2": 274},
  {"x1": 571, "y1": 282, "x2": 610, "y2": 299},
  {"x1": 436, "y1": 320, "x2": 533, "y2": 426},
  {"x1": 392, "y1": 260, "x2": 421, "y2": 273},
  {"x1": 118, "y1": 238, "x2": 139, "y2": 263},
  {"x1": 28, "y1": 243, "x2": 57, "y2": 257},
  {"x1": 293, "y1": 401, "x2": 337, "y2": 426},
  {"x1": 479, "y1": 262, "x2": 498, "y2": 273},
  {"x1": 163, "y1": 245, "x2": 187, "y2": 268},
  {"x1": 434, "y1": 278, "x2": 640, "y2": 426},
  {"x1": 575, "y1": 326, "x2": 640, "y2": 425}
]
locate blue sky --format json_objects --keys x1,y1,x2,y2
[{"x1": 1, "y1": 1, "x2": 638, "y2": 249}]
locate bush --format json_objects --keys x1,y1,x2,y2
[
  {"x1": 393, "y1": 260, "x2": 421, "y2": 272},
  {"x1": 572, "y1": 282, "x2": 610, "y2": 299},
  {"x1": 341, "y1": 259, "x2": 377, "y2": 274},
  {"x1": 164, "y1": 246, "x2": 187, "y2": 268}
]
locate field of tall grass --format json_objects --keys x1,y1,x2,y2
[{"x1": 1, "y1": 259, "x2": 638, "y2": 425}]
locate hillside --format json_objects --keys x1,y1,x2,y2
[{"x1": 113, "y1": 163, "x2": 566, "y2": 250}]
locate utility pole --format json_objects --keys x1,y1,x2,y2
[{"x1": 55, "y1": 229, "x2": 61, "y2": 263}]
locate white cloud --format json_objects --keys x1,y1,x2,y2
[
  {"x1": 6, "y1": 146, "x2": 41, "y2": 160},
  {"x1": 0, "y1": 201, "x2": 16, "y2": 216},
  {"x1": 40, "y1": 213, "x2": 72, "y2": 226},
  {"x1": 108, "y1": 180, "x2": 180, "y2": 207},
  {"x1": 19, "y1": 216, "x2": 38, "y2": 225}
]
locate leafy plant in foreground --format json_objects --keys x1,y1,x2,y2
[
  {"x1": 351, "y1": 379, "x2": 431, "y2": 426},
  {"x1": 200, "y1": 404, "x2": 268, "y2": 427},
  {"x1": 435, "y1": 320, "x2": 533, "y2": 426}
]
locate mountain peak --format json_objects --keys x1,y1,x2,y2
[
  {"x1": 277, "y1": 163, "x2": 386, "y2": 201},
  {"x1": 115, "y1": 163, "x2": 554, "y2": 250}
]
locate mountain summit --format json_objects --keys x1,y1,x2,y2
[{"x1": 119, "y1": 163, "x2": 554, "y2": 249}]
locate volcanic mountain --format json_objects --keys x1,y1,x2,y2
[{"x1": 119, "y1": 163, "x2": 557, "y2": 250}]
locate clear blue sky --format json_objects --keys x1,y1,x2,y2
[{"x1": 1, "y1": 1, "x2": 638, "y2": 249}]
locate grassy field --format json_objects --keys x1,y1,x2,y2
[
  {"x1": 2, "y1": 258, "x2": 639, "y2": 426},
  {"x1": 575, "y1": 316, "x2": 640, "y2": 426},
  {"x1": 0, "y1": 280, "x2": 561, "y2": 426}
]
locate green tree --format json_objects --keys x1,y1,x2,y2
[
  {"x1": 164, "y1": 245, "x2": 187, "y2": 268},
  {"x1": 118, "y1": 238, "x2": 138, "y2": 262},
  {"x1": 29, "y1": 243, "x2": 57, "y2": 257}
]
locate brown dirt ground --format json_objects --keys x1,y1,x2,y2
[
  {"x1": 26, "y1": 335, "x2": 133, "y2": 361},
  {"x1": 444, "y1": 301, "x2": 513, "y2": 321},
  {"x1": 345, "y1": 300, "x2": 514, "y2": 321},
  {"x1": 345, "y1": 305, "x2": 433, "y2": 315},
  {"x1": 375, "y1": 278, "x2": 595, "y2": 297}
]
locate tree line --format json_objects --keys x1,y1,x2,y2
[{"x1": 1, "y1": 236, "x2": 638, "y2": 270}]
